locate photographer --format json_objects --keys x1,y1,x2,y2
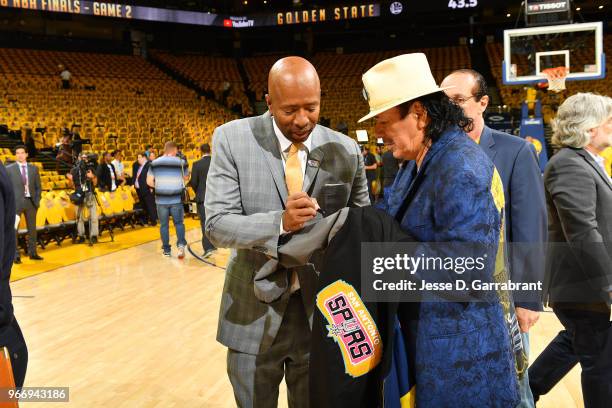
[{"x1": 70, "y1": 153, "x2": 99, "y2": 244}]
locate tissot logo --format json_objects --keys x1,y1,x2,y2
[
  {"x1": 526, "y1": 1, "x2": 568, "y2": 13},
  {"x1": 390, "y1": 2, "x2": 403, "y2": 15}
]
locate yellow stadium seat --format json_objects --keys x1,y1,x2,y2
[
  {"x1": 108, "y1": 192, "x2": 124, "y2": 214},
  {"x1": 41, "y1": 197, "x2": 63, "y2": 226},
  {"x1": 17, "y1": 215, "x2": 26, "y2": 230},
  {"x1": 97, "y1": 191, "x2": 115, "y2": 216},
  {"x1": 36, "y1": 197, "x2": 53, "y2": 227},
  {"x1": 601, "y1": 147, "x2": 612, "y2": 176},
  {"x1": 54, "y1": 194, "x2": 77, "y2": 222},
  {"x1": 118, "y1": 186, "x2": 135, "y2": 211}
]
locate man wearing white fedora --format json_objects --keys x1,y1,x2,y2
[{"x1": 362, "y1": 53, "x2": 521, "y2": 406}]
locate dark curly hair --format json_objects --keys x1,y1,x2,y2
[{"x1": 397, "y1": 91, "x2": 473, "y2": 144}]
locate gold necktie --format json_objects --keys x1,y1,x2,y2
[
  {"x1": 285, "y1": 143, "x2": 304, "y2": 293},
  {"x1": 285, "y1": 143, "x2": 303, "y2": 195}
]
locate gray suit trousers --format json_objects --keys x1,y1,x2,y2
[{"x1": 227, "y1": 292, "x2": 310, "y2": 408}]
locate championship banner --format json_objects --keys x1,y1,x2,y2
[{"x1": 0, "y1": 0, "x2": 380, "y2": 27}]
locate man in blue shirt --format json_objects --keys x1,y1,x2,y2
[{"x1": 147, "y1": 141, "x2": 189, "y2": 258}]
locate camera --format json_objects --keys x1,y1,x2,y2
[{"x1": 74, "y1": 153, "x2": 98, "y2": 175}]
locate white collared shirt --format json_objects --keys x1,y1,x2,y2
[
  {"x1": 108, "y1": 164, "x2": 117, "y2": 191},
  {"x1": 112, "y1": 159, "x2": 124, "y2": 176},
  {"x1": 272, "y1": 117, "x2": 312, "y2": 176},
  {"x1": 585, "y1": 149, "x2": 611, "y2": 181}
]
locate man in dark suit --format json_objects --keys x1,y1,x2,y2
[
  {"x1": 133, "y1": 152, "x2": 157, "y2": 226},
  {"x1": 6, "y1": 145, "x2": 43, "y2": 263},
  {"x1": 528, "y1": 93, "x2": 612, "y2": 407},
  {"x1": 442, "y1": 70, "x2": 547, "y2": 408},
  {"x1": 0, "y1": 162, "x2": 28, "y2": 388},
  {"x1": 189, "y1": 143, "x2": 215, "y2": 257},
  {"x1": 96, "y1": 151, "x2": 118, "y2": 192}
]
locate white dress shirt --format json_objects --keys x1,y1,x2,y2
[
  {"x1": 586, "y1": 149, "x2": 612, "y2": 183},
  {"x1": 273, "y1": 118, "x2": 311, "y2": 175},
  {"x1": 108, "y1": 164, "x2": 117, "y2": 191},
  {"x1": 112, "y1": 159, "x2": 124, "y2": 177}
]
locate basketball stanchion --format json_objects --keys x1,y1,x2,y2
[{"x1": 186, "y1": 240, "x2": 224, "y2": 270}]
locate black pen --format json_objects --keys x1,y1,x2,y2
[{"x1": 312, "y1": 197, "x2": 326, "y2": 217}]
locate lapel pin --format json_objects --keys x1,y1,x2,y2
[{"x1": 307, "y1": 159, "x2": 320, "y2": 168}]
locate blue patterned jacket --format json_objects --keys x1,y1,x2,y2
[{"x1": 378, "y1": 127, "x2": 520, "y2": 407}]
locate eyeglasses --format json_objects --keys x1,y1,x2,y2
[{"x1": 451, "y1": 95, "x2": 478, "y2": 105}]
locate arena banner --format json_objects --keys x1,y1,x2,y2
[
  {"x1": 273, "y1": 3, "x2": 380, "y2": 25},
  {"x1": 0, "y1": 0, "x2": 380, "y2": 27},
  {"x1": 519, "y1": 117, "x2": 548, "y2": 172}
]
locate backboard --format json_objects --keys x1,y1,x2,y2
[{"x1": 502, "y1": 21, "x2": 605, "y2": 85}]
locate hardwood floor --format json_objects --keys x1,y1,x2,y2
[{"x1": 10, "y1": 229, "x2": 583, "y2": 407}]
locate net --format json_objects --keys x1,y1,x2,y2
[{"x1": 542, "y1": 66, "x2": 569, "y2": 92}]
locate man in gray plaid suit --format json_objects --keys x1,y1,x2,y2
[{"x1": 205, "y1": 57, "x2": 370, "y2": 407}]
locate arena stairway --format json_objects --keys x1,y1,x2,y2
[
  {"x1": 236, "y1": 58, "x2": 257, "y2": 115},
  {"x1": 0, "y1": 134, "x2": 22, "y2": 155}
]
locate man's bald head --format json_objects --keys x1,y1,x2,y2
[
  {"x1": 267, "y1": 56, "x2": 320, "y2": 96},
  {"x1": 266, "y1": 56, "x2": 321, "y2": 143}
]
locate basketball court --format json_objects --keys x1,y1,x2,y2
[
  {"x1": 6, "y1": 225, "x2": 585, "y2": 407},
  {"x1": 1, "y1": 0, "x2": 610, "y2": 406}
]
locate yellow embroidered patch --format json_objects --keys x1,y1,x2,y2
[{"x1": 317, "y1": 280, "x2": 383, "y2": 377}]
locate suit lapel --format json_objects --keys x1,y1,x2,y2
[
  {"x1": 577, "y1": 149, "x2": 612, "y2": 190},
  {"x1": 251, "y1": 112, "x2": 288, "y2": 204},
  {"x1": 303, "y1": 126, "x2": 325, "y2": 194},
  {"x1": 479, "y1": 126, "x2": 497, "y2": 163},
  {"x1": 26, "y1": 164, "x2": 33, "y2": 194},
  {"x1": 27, "y1": 164, "x2": 32, "y2": 181}
]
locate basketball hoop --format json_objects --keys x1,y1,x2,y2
[{"x1": 542, "y1": 67, "x2": 569, "y2": 92}]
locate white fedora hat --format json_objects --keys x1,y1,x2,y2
[{"x1": 358, "y1": 53, "x2": 454, "y2": 123}]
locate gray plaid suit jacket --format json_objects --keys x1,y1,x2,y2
[{"x1": 205, "y1": 111, "x2": 370, "y2": 355}]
